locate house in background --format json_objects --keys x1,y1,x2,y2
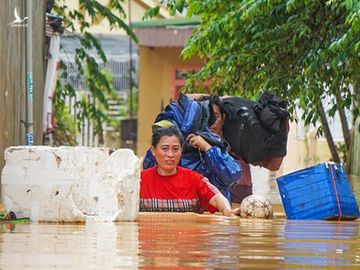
[{"x1": 133, "y1": 17, "x2": 204, "y2": 156}]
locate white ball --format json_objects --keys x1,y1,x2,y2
[{"x1": 240, "y1": 195, "x2": 273, "y2": 219}]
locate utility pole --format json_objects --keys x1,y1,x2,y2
[
  {"x1": 25, "y1": 0, "x2": 34, "y2": 145},
  {"x1": 128, "y1": 0, "x2": 133, "y2": 119}
]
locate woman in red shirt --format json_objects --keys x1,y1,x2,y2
[{"x1": 140, "y1": 126, "x2": 240, "y2": 217}]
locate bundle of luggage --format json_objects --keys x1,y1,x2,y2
[
  {"x1": 154, "y1": 92, "x2": 290, "y2": 171},
  {"x1": 221, "y1": 92, "x2": 289, "y2": 171}
]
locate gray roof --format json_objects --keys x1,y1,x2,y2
[{"x1": 60, "y1": 34, "x2": 138, "y2": 61}]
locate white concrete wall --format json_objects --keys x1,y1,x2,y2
[{"x1": 1, "y1": 146, "x2": 140, "y2": 222}]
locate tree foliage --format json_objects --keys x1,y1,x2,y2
[
  {"x1": 53, "y1": 0, "x2": 137, "y2": 144},
  {"x1": 146, "y1": 0, "x2": 360, "y2": 164}
]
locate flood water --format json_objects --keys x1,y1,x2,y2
[{"x1": 0, "y1": 213, "x2": 359, "y2": 269}]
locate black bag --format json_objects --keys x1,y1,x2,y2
[
  {"x1": 222, "y1": 92, "x2": 289, "y2": 167},
  {"x1": 254, "y1": 92, "x2": 288, "y2": 131}
]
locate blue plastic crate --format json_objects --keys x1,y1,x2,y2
[{"x1": 277, "y1": 163, "x2": 360, "y2": 220}]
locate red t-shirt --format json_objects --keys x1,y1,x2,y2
[{"x1": 140, "y1": 166, "x2": 218, "y2": 213}]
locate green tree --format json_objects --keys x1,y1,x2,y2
[
  {"x1": 146, "y1": 0, "x2": 360, "y2": 167},
  {"x1": 53, "y1": 0, "x2": 137, "y2": 145}
]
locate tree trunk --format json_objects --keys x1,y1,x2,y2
[
  {"x1": 335, "y1": 92, "x2": 351, "y2": 150},
  {"x1": 345, "y1": 128, "x2": 354, "y2": 173},
  {"x1": 353, "y1": 79, "x2": 360, "y2": 125},
  {"x1": 346, "y1": 79, "x2": 360, "y2": 173},
  {"x1": 318, "y1": 99, "x2": 341, "y2": 163}
]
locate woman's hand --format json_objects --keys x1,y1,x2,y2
[
  {"x1": 223, "y1": 207, "x2": 241, "y2": 217},
  {"x1": 209, "y1": 193, "x2": 241, "y2": 217},
  {"x1": 187, "y1": 134, "x2": 211, "y2": 152}
]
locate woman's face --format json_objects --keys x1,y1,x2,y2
[
  {"x1": 151, "y1": 135, "x2": 182, "y2": 175},
  {"x1": 209, "y1": 104, "x2": 225, "y2": 136}
]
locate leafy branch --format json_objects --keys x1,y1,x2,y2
[{"x1": 52, "y1": 0, "x2": 137, "y2": 145}]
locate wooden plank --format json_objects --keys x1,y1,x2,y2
[
  {"x1": 0, "y1": 0, "x2": 26, "y2": 172},
  {"x1": 0, "y1": 0, "x2": 45, "y2": 172}
]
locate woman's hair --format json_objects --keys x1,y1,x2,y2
[
  {"x1": 151, "y1": 126, "x2": 184, "y2": 147},
  {"x1": 198, "y1": 95, "x2": 225, "y2": 126}
]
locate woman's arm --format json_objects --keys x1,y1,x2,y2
[
  {"x1": 187, "y1": 133, "x2": 242, "y2": 188},
  {"x1": 203, "y1": 147, "x2": 242, "y2": 187},
  {"x1": 209, "y1": 193, "x2": 240, "y2": 217}
]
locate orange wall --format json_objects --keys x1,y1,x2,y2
[{"x1": 136, "y1": 46, "x2": 203, "y2": 157}]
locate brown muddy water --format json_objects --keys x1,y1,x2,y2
[{"x1": 0, "y1": 213, "x2": 359, "y2": 269}]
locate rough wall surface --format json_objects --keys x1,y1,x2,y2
[{"x1": 1, "y1": 146, "x2": 140, "y2": 222}]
